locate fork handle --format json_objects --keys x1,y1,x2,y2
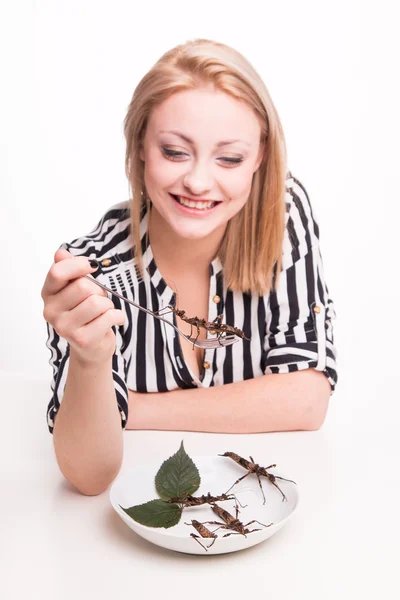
[
  {"x1": 84, "y1": 274, "x2": 200, "y2": 348},
  {"x1": 84, "y1": 274, "x2": 238, "y2": 350},
  {"x1": 84, "y1": 275, "x2": 174, "y2": 322}
]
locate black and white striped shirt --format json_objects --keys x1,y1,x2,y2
[{"x1": 45, "y1": 172, "x2": 338, "y2": 434}]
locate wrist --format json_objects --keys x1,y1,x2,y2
[{"x1": 70, "y1": 348, "x2": 113, "y2": 372}]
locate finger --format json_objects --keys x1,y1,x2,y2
[
  {"x1": 56, "y1": 294, "x2": 116, "y2": 336},
  {"x1": 42, "y1": 250, "x2": 99, "y2": 298},
  {"x1": 54, "y1": 247, "x2": 73, "y2": 263},
  {"x1": 44, "y1": 276, "x2": 109, "y2": 321},
  {"x1": 71, "y1": 306, "x2": 126, "y2": 349},
  {"x1": 50, "y1": 268, "x2": 109, "y2": 315}
]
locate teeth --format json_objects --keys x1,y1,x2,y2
[{"x1": 177, "y1": 196, "x2": 214, "y2": 210}]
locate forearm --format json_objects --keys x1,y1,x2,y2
[
  {"x1": 52, "y1": 351, "x2": 123, "y2": 495},
  {"x1": 126, "y1": 368, "x2": 331, "y2": 433}
]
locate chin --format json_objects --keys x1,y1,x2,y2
[{"x1": 172, "y1": 227, "x2": 216, "y2": 241}]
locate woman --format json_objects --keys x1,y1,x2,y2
[{"x1": 41, "y1": 38, "x2": 338, "y2": 495}]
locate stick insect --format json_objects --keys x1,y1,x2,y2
[
  {"x1": 165, "y1": 490, "x2": 248, "y2": 509},
  {"x1": 184, "y1": 519, "x2": 219, "y2": 551},
  {"x1": 218, "y1": 452, "x2": 297, "y2": 505},
  {"x1": 197, "y1": 501, "x2": 273, "y2": 539},
  {"x1": 155, "y1": 280, "x2": 249, "y2": 348},
  {"x1": 156, "y1": 305, "x2": 249, "y2": 347}
]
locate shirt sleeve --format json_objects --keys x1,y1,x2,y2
[
  {"x1": 45, "y1": 207, "x2": 130, "y2": 434},
  {"x1": 262, "y1": 173, "x2": 338, "y2": 394}
]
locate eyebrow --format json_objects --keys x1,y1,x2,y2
[{"x1": 158, "y1": 130, "x2": 251, "y2": 148}]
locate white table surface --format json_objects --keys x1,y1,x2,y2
[{"x1": 1, "y1": 370, "x2": 398, "y2": 600}]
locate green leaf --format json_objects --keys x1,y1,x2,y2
[
  {"x1": 155, "y1": 440, "x2": 201, "y2": 500},
  {"x1": 119, "y1": 499, "x2": 182, "y2": 528}
]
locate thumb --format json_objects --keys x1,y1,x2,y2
[{"x1": 54, "y1": 247, "x2": 73, "y2": 263}]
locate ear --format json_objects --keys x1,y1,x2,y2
[
  {"x1": 253, "y1": 141, "x2": 264, "y2": 172},
  {"x1": 139, "y1": 143, "x2": 145, "y2": 162},
  {"x1": 254, "y1": 156, "x2": 262, "y2": 172},
  {"x1": 253, "y1": 152, "x2": 263, "y2": 172}
]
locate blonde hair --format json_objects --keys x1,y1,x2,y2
[{"x1": 123, "y1": 38, "x2": 287, "y2": 295}]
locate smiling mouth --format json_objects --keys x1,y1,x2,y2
[{"x1": 170, "y1": 194, "x2": 219, "y2": 210}]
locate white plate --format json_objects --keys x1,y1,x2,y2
[{"x1": 109, "y1": 455, "x2": 299, "y2": 555}]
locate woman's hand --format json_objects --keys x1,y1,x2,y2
[{"x1": 41, "y1": 248, "x2": 125, "y2": 366}]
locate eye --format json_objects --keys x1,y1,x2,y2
[
  {"x1": 161, "y1": 148, "x2": 184, "y2": 160},
  {"x1": 161, "y1": 147, "x2": 243, "y2": 166}
]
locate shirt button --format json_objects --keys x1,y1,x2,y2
[
  {"x1": 212, "y1": 295, "x2": 221, "y2": 303},
  {"x1": 101, "y1": 258, "x2": 111, "y2": 267},
  {"x1": 203, "y1": 361, "x2": 210, "y2": 369},
  {"x1": 313, "y1": 306, "x2": 321, "y2": 314}
]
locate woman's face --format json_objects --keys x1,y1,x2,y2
[{"x1": 140, "y1": 87, "x2": 264, "y2": 241}]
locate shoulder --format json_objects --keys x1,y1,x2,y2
[
  {"x1": 282, "y1": 171, "x2": 321, "y2": 269},
  {"x1": 58, "y1": 200, "x2": 133, "y2": 261}
]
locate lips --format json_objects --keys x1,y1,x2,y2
[
  {"x1": 176, "y1": 195, "x2": 218, "y2": 203},
  {"x1": 170, "y1": 194, "x2": 220, "y2": 211}
]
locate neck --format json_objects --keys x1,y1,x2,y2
[{"x1": 148, "y1": 205, "x2": 226, "y2": 273}]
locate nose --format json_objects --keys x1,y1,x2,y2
[{"x1": 183, "y1": 161, "x2": 214, "y2": 196}]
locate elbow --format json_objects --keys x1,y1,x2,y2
[
  {"x1": 76, "y1": 483, "x2": 111, "y2": 497},
  {"x1": 302, "y1": 413, "x2": 327, "y2": 431},
  {"x1": 66, "y1": 469, "x2": 120, "y2": 496},
  {"x1": 54, "y1": 448, "x2": 122, "y2": 497},
  {"x1": 300, "y1": 404, "x2": 329, "y2": 431},
  {"x1": 298, "y1": 370, "x2": 331, "y2": 431}
]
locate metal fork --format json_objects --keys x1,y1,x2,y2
[{"x1": 84, "y1": 275, "x2": 239, "y2": 350}]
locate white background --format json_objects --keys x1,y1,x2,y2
[
  {"x1": 1, "y1": 2, "x2": 399, "y2": 417},
  {"x1": 1, "y1": 1, "x2": 400, "y2": 597}
]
